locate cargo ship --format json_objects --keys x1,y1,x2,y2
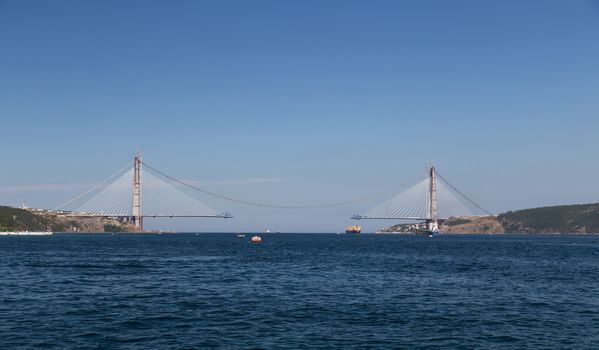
[{"x1": 344, "y1": 225, "x2": 361, "y2": 234}]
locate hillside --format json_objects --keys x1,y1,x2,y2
[
  {"x1": 498, "y1": 203, "x2": 599, "y2": 234},
  {"x1": 441, "y1": 216, "x2": 505, "y2": 234},
  {"x1": 0, "y1": 206, "x2": 133, "y2": 232},
  {"x1": 382, "y1": 203, "x2": 599, "y2": 234}
]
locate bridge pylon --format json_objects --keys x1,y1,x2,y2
[
  {"x1": 426, "y1": 165, "x2": 439, "y2": 233},
  {"x1": 132, "y1": 154, "x2": 142, "y2": 231}
]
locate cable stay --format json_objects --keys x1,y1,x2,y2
[
  {"x1": 54, "y1": 161, "x2": 229, "y2": 218},
  {"x1": 353, "y1": 167, "x2": 492, "y2": 221},
  {"x1": 53, "y1": 161, "x2": 133, "y2": 211},
  {"x1": 435, "y1": 171, "x2": 492, "y2": 216},
  {"x1": 141, "y1": 161, "x2": 411, "y2": 209}
]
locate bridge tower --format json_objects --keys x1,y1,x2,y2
[
  {"x1": 426, "y1": 166, "x2": 439, "y2": 233},
  {"x1": 132, "y1": 155, "x2": 143, "y2": 231}
]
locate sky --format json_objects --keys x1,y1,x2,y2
[{"x1": 1, "y1": 0, "x2": 598, "y2": 232}]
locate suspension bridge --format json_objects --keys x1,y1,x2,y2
[
  {"x1": 53, "y1": 154, "x2": 491, "y2": 232},
  {"x1": 352, "y1": 166, "x2": 491, "y2": 233},
  {"x1": 54, "y1": 155, "x2": 232, "y2": 231}
]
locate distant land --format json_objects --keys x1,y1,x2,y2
[
  {"x1": 381, "y1": 203, "x2": 599, "y2": 234},
  {"x1": 2, "y1": 203, "x2": 599, "y2": 234},
  {"x1": 0, "y1": 206, "x2": 132, "y2": 233}
]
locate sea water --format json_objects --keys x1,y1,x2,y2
[{"x1": 1, "y1": 233, "x2": 598, "y2": 349}]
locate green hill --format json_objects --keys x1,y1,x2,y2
[
  {"x1": 0, "y1": 206, "x2": 132, "y2": 232},
  {"x1": 384, "y1": 203, "x2": 599, "y2": 234},
  {"x1": 0, "y1": 206, "x2": 59, "y2": 231},
  {"x1": 498, "y1": 203, "x2": 599, "y2": 234}
]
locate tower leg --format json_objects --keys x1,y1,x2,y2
[
  {"x1": 426, "y1": 219, "x2": 439, "y2": 233},
  {"x1": 132, "y1": 155, "x2": 143, "y2": 231},
  {"x1": 427, "y1": 166, "x2": 439, "y2": 233}
]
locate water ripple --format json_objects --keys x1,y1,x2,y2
[{"x1": 0, "y1": 233, "x2": 598, "y2": 349}]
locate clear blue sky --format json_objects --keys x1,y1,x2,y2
[{"x1": 1, "y1": 0, "x2": 598, "y2": 232}]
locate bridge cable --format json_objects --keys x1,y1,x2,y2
[
  {"x1": 53, "y1": 161, "x2": 133, "y2": 211},
  {"x1": 141, "y1": 161, "x2": 409, "y2": 209},
  {"x1": 435, "y1": 171, "x2": 493, "y2": 216}
]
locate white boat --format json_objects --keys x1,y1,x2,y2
[{"x1": 0, "y1": 231, "x2": 53, "y2": 236}]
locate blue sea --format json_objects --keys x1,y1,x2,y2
[{"x1": 1, "y1": 233, "x2": 598, "y2": 349}]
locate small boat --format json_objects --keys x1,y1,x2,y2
[
  {"x1": 414, "y1": 223, "x2": 439, "y2": 236},
  {"x1": 0, "y1": 231, "x2": 53, "y2": 236},
  {"x1": 237, "y1": 234, "x2": 246, "y2": 238},
  {"x1": 250, "y1": 235, "x2": 262, "y2": 243},
  {"x1": 414, "y1": 229, "x2": 437, "y2": 236}
]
